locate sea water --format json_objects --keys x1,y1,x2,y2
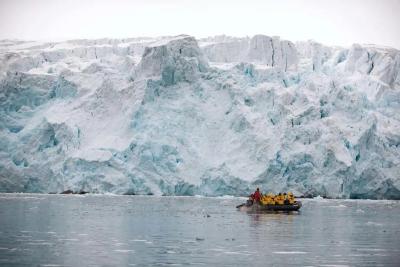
[{"x1": 0, "y1": 194, "x2": 399, "y2": 266}]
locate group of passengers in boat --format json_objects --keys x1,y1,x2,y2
[{"x1": 248, "y1": 188, "x2": 296, "y2": 206}]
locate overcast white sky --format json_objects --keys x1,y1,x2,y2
[{"x1": 0, "y1": 0, "x2": 399, "y2": 48}]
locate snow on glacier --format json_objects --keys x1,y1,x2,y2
[{"x1": 0, "y1": 35, "x2": 399, "y2": 199}]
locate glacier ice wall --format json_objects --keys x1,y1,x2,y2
[{"x1": 0, "y1": 35, "x2": 399, "y2": 199}]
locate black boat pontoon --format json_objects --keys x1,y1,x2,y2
[{"x1": 236, "y1": 201, "x2": 302, "y2": 212}]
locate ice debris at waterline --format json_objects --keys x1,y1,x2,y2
[{"x1": 0, "y1": 35, "x2": 399, "y2": 199}]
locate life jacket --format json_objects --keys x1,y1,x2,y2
[
  {"x1": 261, "y1": 194, "x2": 275, "y2": 205},
  {"x1": 275, "y1": 194, "x2": 284, "y2": 205},
  {"x1": 287, "y1": 192, "x2": 295, "y2": 204}
]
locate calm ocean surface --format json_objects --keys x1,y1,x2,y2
[{"x1": 0, "y1": 194, "x2": 399, "y2": 267}]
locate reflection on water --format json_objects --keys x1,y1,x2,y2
[
  {"x1": 0, "y1": 194, "x2": 399, "y2": 266},
  {"x1": 247, "y1": 211, "x2": 298, "y2": 227}
]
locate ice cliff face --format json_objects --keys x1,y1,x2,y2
[
  {"x1": 0, "y1": 35, "x2": 399, "y2": 199},
  {"x1": 201, "y1": 35, "x2": 298, "y2": 70}
]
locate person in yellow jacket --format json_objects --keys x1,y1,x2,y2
[
  {"x1": 267, "y1": 194, "x2": 276, "y2": 205},
  {"x1": 287, "y1": 192, "x2": 295, "y2": 204},
  {"x1": 274, "y1": 193, "x2": 284, "y2": 205},
  {"x1": 261, "y1": 193, "x2": 276, "y2": 205},
  {"x1": 260, "y1": 192, "x2": 298, "y2": 205}
]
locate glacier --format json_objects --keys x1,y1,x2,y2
[{"x1": 0, "y1": 35, "x2": 399, "y2": 199}]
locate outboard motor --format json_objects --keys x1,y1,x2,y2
[{"x1": 246, "y1": 199, "x2": 253, "y2": 206}]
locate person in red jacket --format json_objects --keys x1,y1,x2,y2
[{"x1": 253, "y1": 188, "x2": 262, "y2": 203}]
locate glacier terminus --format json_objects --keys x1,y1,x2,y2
[{"x1": 0, "y1": 35, "x2": 399, "y2": 199}]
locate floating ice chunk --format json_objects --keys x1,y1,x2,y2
[
  {"x1": 113, "y1": 249, "x2": 135, "y2": 253},
  {"x1": 273, "y1": 251, "x2": 308, "y2": 254},
  {"x1": 366, "y1": 222, "x2": 383, "y2": 226}
]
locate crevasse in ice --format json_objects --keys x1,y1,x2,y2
[{"x1": 0, "y1": 35, "x2": 399, "y2": 199}]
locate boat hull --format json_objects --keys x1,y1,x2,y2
[{"x1": 236, "y1": 201, "x2": 302, "y2": 212}]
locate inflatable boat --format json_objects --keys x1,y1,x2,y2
[{"x1": 236, "y1": 201, "x2": 302, "y2": 212}]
